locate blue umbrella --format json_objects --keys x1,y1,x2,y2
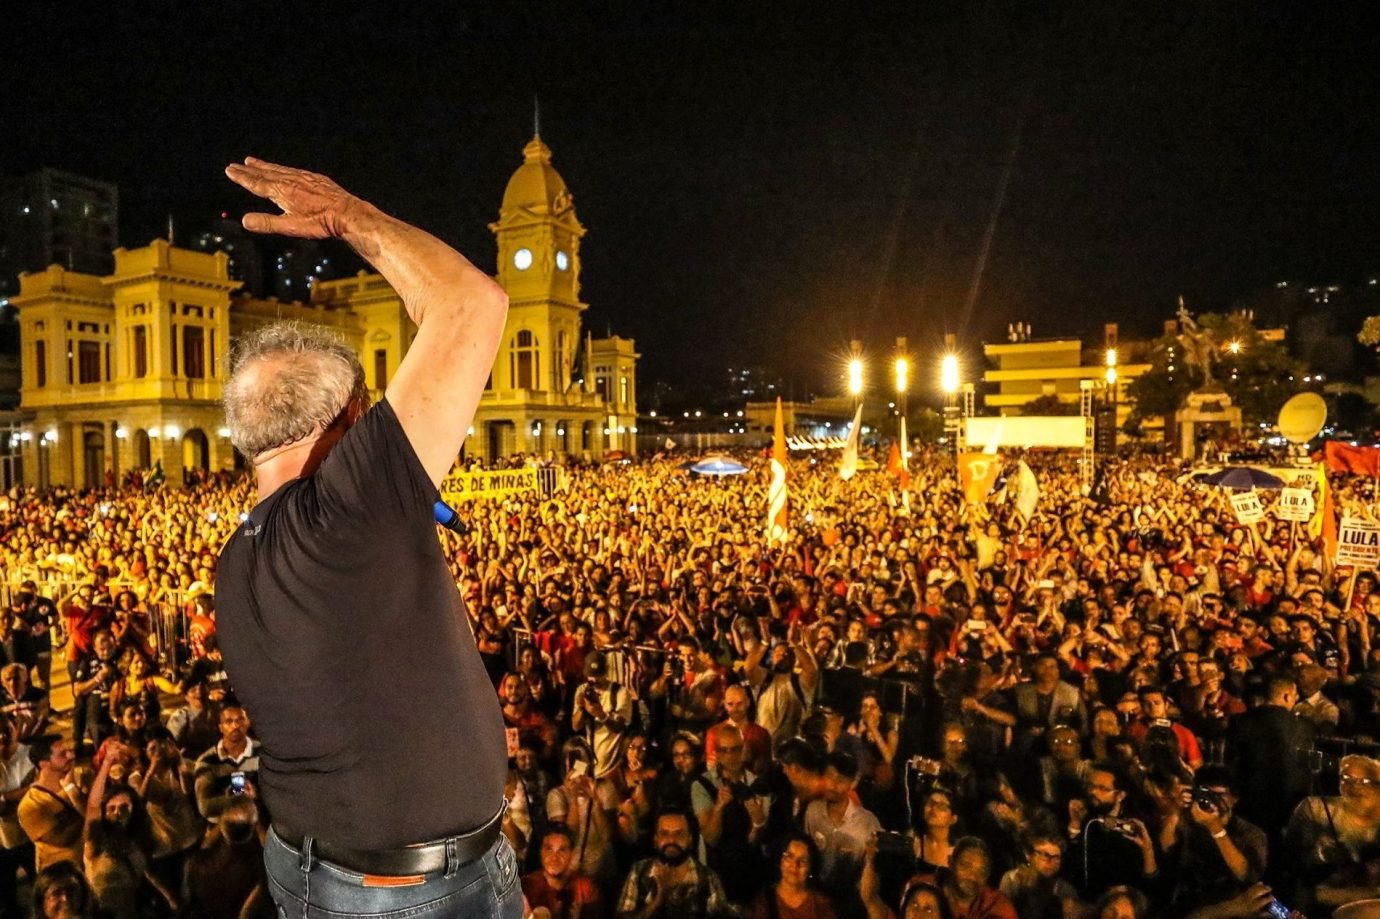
[
  {"x1": 690, "y1": 455, "x2": 749, "y2": 476},
  {"x1": 1199, "y1": 466, "x2": 1286, "y2": 490}
]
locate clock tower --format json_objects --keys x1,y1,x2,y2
[{"x1": 489, "y1": 132, "x2": 586, "y2": 393}]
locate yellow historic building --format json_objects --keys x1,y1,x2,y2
[{"x1": 13, "y1": 133, "x2": 637, "y2": 488}]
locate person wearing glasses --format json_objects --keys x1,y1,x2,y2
[
  {"x1": 998, "y1": 832, "x2": 1079, "y2": 919},
  {"x1": 1284, "y1": 753, "x2": 1380, "y2": 914}
]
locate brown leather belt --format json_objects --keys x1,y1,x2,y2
[{"x1": 274, "y1": 805, "x2": 504, "y2": 877}]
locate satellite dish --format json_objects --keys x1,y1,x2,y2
[{"x1": 1278, "y1": 392, "x2": 1327, "y2": 444}]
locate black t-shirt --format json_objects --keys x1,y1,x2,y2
[{"x1": 216, "y1": 399, "x2": 506, "y2": 849}]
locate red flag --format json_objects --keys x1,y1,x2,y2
[{"x1": 1325, "y1": 441, "x2": 1380, "y2": 477}]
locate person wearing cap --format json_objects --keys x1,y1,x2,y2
[{"x1": 573, "y1": 651, "x2": 634, "y2": 780}]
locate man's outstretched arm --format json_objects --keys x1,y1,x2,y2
[{"x1": 226, "y1": 157, "x2": 507, "y2": 485}]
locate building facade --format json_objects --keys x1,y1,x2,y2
[
  {"x1": 0, "y1": 169, "x2": 119, "y2": 298},
  {"x1": 982, "y1": 324, "x2": 1149, "y2": 435},
  {"x1": 13, "y1": 133, "x2": 636, "y2": 488}
]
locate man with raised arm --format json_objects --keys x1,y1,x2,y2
[{"x1": 215, "y1": 157, "x2": 521, "y2": 917}]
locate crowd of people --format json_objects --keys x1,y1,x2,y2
[{"x1": 0, "y1": 444, "x2": 1378, "y2": 918}]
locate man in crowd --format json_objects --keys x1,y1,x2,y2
[
  {"x1": 615, "y1": 808, "x2": 732, "y2": 919},
  {"x1": 999, "y1": 832, "x2": 1079, "y2": 919},
  {"x1": 1065, "y1": 763, "x2": 1158, "y2": 900},
  {"x1": 0, "y1": 714, "x2": 35, "y2": 915},
  {"x1": 804, "y1": 750, "x2": 880, "y2": 916},
  {"x1": 16, "y1": 735, "x2": 84, "y2": 872},
  {"x1": 573, "y1": 652, "x2": 634, "y2": 780},
  {"x1": 1164, "y1": 765, "x2": 1268, "y2": 914},
  {"x1": 705, "y1": 684, "x2": 770, "y2": 776},
  {"x1": 193, "y1": 702, "x2": 260, "y2": 820},
  {"x1": 691, "y1": 723, "x2": 769, "y2": 903}
]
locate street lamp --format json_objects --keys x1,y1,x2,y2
[
  {"x1": 941, "y1": 354, "x2": 960, "y2": 395},
  {"x1": 894, "y1": 356, "x2": 909, "y2": 396},
  {"x1": 848, "y1": 358, "x2": 864, "y2": 397},
  {"x1": 1228, "y1": 340, "x2": 1242, "y2": 355}
]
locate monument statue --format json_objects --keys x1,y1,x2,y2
[{"x1": 1176, "y1": 299, "x2": 1219, "y2": 390}]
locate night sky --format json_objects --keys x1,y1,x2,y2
[{"x1": 4, "y1": 2, "x2": 1377, "y2": 399}]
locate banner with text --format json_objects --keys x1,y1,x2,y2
[
  {"x1": 1277, "y1": 487, "x2": 1315, "y2": 522},
  {"x1": 441, "y1": 467, "x2": 540, "y2": 503},
  {"x1": 1229, "y1": 491, "x2": 1265, "y2": 525},
  {"x1": 1336, "y1": 519, "x2": 1380, "y2": 568}
]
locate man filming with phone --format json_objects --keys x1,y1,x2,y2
[{"x1": 215, "y1": 158, "x2": 518, "y2": 917}]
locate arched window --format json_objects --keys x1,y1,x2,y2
[{"x1": 510, "y1": 330, "x2": 539, "y2": 390}]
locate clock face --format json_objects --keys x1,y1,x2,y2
[
  {"x1": 555, "y1": 250, "x2": 570, "y2": 272},
  {"x1": 513, "y1": 248, "x2": 533, "y2": 271}
]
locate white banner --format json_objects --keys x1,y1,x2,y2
[
  {"x1": 1229, "y1": 491, "x2": 1265, "y2": 525},
  {"x1": 1277, "y1": 487, "x2": 1315, "y2": 522},
  {"x1": 1337, "y1": 519, "x2": 1380, "y2": 568},
  {"x1": 964, "y1": 416, "x2": 1086, "y2": 449}
]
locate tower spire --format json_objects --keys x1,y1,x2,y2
[{"x1": 533, "y1": 95, "x2": 541, "y2": 139}]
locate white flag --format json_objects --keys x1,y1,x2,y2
[
  {"x1": 839, "y1": 404, "x2": 864, "y2": 480},
  {"x1": 1015, "y1": 460, "x2": 1040, "y2": 520}
]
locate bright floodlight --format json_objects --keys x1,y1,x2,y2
[
  {"x1": 848, "y1": 358, "x2": 864, "y2": 396},
  {"x1": 941, "y1": 354, "x2": 960, "y2": 394},
  {"x1": 1228, "y1": 340, "x2": 1242, "y2": 354},
  {"x1": 1105, "y1": 366, "x2": 1118, "y2": 385},
  {"x1": 894, "y1": 357, "x2": 909, "y2": 394},
  {"x1": 1105, "y1": 348, "x2": 1118, "y2": 368}
]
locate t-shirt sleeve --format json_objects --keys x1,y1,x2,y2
[{"x1": 311, "y1": 398, "x2": 441, "y2": 534}]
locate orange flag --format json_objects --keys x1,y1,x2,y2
[
  {"x1": 767, "y1": 398, "x2": 789, "y2": 544},
  {"x1": 886, "y1": 441, "x2": 911, "y2": 490},
  {"x1": 959, "y1": 452, "x2": 1003, "y2": 505}
]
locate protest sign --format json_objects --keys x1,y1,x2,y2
[
  {"x1": 1336, "y1": 519, "x2": 1380, "y2": 568},
  {"x1": 1277, "y1": 487, "x2": 1315, "y2": 522},
  {"x1": 1229, "y1": 491, "x2": 1265, "y2": 525}
]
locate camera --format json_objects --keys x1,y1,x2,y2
[
  {"x1": 728, "y1": 777, "x2": 770, "y2": 802},
  {"x1": 229, "y1": 772, "x2": 247, "y2": 796},
  {"x1": 1191, "y1": 787, "x2": 1225, "y2": 813},
  {"x1": 668, "y1": 656, "x2": 685, "y2": 682},
  {"x1": 909, "y1": 757, "x2": 942, "y2": 777},
  {"x1": 874, "y1": 830, "x2": 911, "y2": 856}
]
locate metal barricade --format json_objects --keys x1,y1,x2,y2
[
  {"x1": 0, "y1": 573, "x2": 189, "y2": 679},
  {"x1": 536, "y1": 466, "x2": 561, "y2": 497}
]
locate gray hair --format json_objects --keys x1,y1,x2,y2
[{"x1": 224, "y1": 322, "x2": 366, "y2": 460}]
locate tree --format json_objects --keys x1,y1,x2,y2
[
  {"x1": 910, "y1": 407, "x2": 944, "y2": 442},
  {"x1": 1019, "y1": 394, "x2": 1079, "y2": 416},
  {"x1": 1127, "y1": 311, "x2": 1306, "y2": 426}
]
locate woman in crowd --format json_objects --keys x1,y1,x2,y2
[
  {"x1": 850, "y1": 691, "x2": 899, "y2": 818},
  {"x1": 911, "y1": 787, "x2": 961, "y2": 874},
  {"x1": 750, "y1": 832, "x2": 836, "y2": 919}
]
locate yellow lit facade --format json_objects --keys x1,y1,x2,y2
[
  {"x1": 15, "y1": 133, "x2": 636, "y2": 488},
  {"x1": 982, "y1": 336, "x2": 1149, "y2": 431}
]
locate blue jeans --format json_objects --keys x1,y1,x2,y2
[{"x1": 265, "y1": 827, "x2": 524, "y2": 919}]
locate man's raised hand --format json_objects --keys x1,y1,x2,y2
[{"x1": 225, "y1": 157, "x2": 366, "y2": 240}]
